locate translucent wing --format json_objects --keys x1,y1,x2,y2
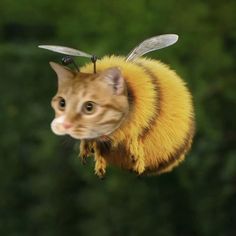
[
  {"x1": 126, "y1": 34, "x2": 178, "y2": 61},
  {"x1": 38, "y1": 45, "x2": 93, "y2": 58}
]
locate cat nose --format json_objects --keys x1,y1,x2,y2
[{"x1": 62, "y1": 122, "x2": 73, "y2": 129}]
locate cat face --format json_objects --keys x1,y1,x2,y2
[{"x1": 50, "y1": 62, "x2": 129, "y2": 140}]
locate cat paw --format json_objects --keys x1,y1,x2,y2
[
  {"x1": 95, "y1": 167, "x2": 106, "y2": 179},
  {"x1": 133, "y1": 159, "x2": 145, "y2": 175},
  {"x1": 79, "y1": 150, "x2": 89, "y2": 164},
  {"x1": 79, "y1": 144, "x2": 91, "y2": 165},
  {"x1": 95, "y1": 160, "x2": 107, "y2": 178}
]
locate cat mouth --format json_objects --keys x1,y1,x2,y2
[
  {"x1": 69, "y1": 132, "x2": 100, "y2": 140},
  {"x1": 68, "y1": 129, "x2": 98, "y2": 139},
  {"x1": 68, "y1": 128, "x2": 114, "y2": 140}
]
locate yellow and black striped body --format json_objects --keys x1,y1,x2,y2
[{"x1": 81, "y1": 56, "x2": 195, "y2": 175}]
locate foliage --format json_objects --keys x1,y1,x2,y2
[{"x1": 0, "y1": 0, "x2": 235, "y2": 235}]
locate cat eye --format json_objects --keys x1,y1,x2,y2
[
  {"x1": 58, "y1": 97, "x2": 66, "y2": 110},
  {"x1": 82, "y1": 101, "x2": 95, "y2": 114}
]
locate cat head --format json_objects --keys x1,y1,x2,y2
[{"x1": 50, "y1": 62, "x2": 129, "y2": 140}]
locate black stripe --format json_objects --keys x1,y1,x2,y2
[
  {"x1": 144, "y1": 118, "x2": 195, "y2": 175},
  {"x1": 134, "y1": 62, "x2": 162, "y2": 139},
  {"x1": 96, "y1": 140, "x2": 112, "y2": 156},
  {"x1": 126, "y1": 82, "x2": 135, "y2": 107}
]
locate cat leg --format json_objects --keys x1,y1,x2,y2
[
  {"x1": 129, "y1": 139, "x2": 145, "y2": 175},
  {"x1": 79, "y1": 140, "x2": 90, "y2": 165},
  {"x1": 93, "y1": 143, "x2": 107, "y2": 178}
]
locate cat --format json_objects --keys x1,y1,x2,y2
[{"x1": 50, "y1": 56, "x2": 195, "y2": 178}]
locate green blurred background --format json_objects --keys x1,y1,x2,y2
[{"x1": 0, "y1": 0, "x2": 235, "y2": 235}]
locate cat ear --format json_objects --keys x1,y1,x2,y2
[
  {"x1": 49, "y1": 62, "x2": 75, "y2": 81},
  {"x1": 101, "y1": 67, "x2": 125, "y2": 95}
]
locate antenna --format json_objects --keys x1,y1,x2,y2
[{"x1": 91, "y1": 55, "x2": 98, "y2": 74}]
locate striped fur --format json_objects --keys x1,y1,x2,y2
[{"x1": 81, "y1": 56, "x2": 195, "y2": 175}]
